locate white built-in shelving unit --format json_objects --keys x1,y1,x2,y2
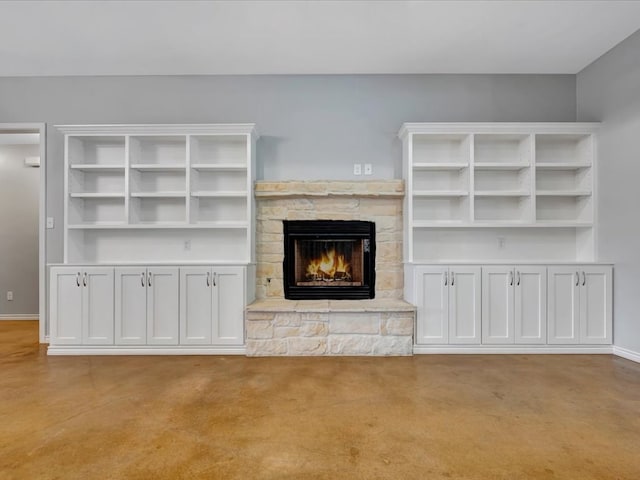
[
  {"x1": 400, "y1": 123, "x2": 612, "y2": 353},
  {"x1": 61, "y1": 125, "x2": 257, "y2": 264},
  {"x1": 400, "y1": 123, "x2": 598, "y2": 263}
]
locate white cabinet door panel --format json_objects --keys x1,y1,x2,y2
[
  {"x1": 115, "y1": 267, "x2": 147, "y2": 345},
  {"x1": 147, "y1": 267, "x2": 179, "y2": 345},
  {"x1": 213, "y1": 267, "x2": 245, "y2": 345},
  {"x1": 449, "y1": 267, "x2": 481, "y2": 345},
  {"x1": 82, "y1": 268, "x2": 114, "y2": 345},
  {"x1": 482, "y1": 267, "x2": 514, "y2": 344},
  {"x1": 580, "y1": 267, "x2": 612, "y2": 344},
  {"x1": 414, "y1": 266, "x2": 449, "y2": 345},
  {"x1": 180, "y1": 267, "x2": 212, "y2": 345},
  {"x1": 548, "y1": 267, "x2": 580, "y2": 344},
  {"x1": 515, "y1": 266, "x2": 546, "y2": 345},
  {"x1": 50, "y1": 268, "x2": 83, "y2": 345}
]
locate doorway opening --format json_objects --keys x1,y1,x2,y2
[{"x1": 0, "y1": 124, "x2": 46, "y2": 342}]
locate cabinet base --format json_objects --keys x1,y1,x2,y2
[
  {"x1": 47, "y1": 345, "x2": 246, "y2": 356},
  {"x1": 413, "y1": 345, "x2": 613, "y2": 354}
]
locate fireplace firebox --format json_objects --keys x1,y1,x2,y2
[{"x1": 283, "y1": 220, "x2": 375, "y2": 300}]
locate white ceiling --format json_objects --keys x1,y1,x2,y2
[{"x1": 1, "y1": 0, "x2": 640, "y2": 76}]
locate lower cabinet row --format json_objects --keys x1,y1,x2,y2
[
  {"x1": 49, "y1": 266, "x2": 248, "y2": 346},
  {"x1": 411, "y1": 265, "x2": 612, "y2": 346}
]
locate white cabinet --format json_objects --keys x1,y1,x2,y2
[
  {"x1": 180, "y1": 266, "x2": 245, "y2": 346},
  {"x1": 50, "y1": 267, "x2": 114, "y2": 346},
  {"x1": 548, "y1": 266, "x2": 612, "y2": 345},
  {"x1": 414, "y1": 265, "x2": 481, "y2": 345},
  {"x1": 114, "y1": 267, "x2": 179, "y2": 345},
  {"x1": 482, "y1": 266, "x2": 546, "y2": 345}
]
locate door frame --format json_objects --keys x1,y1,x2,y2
[{"x1": 0, "y1": 123, "x2": 47, "y2": 342}]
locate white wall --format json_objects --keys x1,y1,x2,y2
[
  {"x1": 577, "y1": 29, "x2": 640, "y2": 355},
  {"x1": 0, "y1": 144, "x2": 40, "y2": 317}
]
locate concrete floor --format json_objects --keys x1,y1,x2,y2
[{"x1": 1, "y1": 321, "x2": 640, "y2": 479}]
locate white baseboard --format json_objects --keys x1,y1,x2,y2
[
  {"x1": 0, "y1": 314, "x2": 39, "y2": 320},
  {"x1": 47, "y1": 346, "x2": 247, "y2": 356},
  {"x1": 413, "y1": 345, "x2": 614, "y2": 354},
  {"x1": 613, "y1": 346, "x2": 640, "y2": 364}
]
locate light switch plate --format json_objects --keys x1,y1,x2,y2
[{"x1": 46, "y1": 217, "x2": 55, "y2": 229}]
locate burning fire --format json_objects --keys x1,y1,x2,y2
[{"x1": 306, "y1": 248, "x2": 351, "y2": 281}]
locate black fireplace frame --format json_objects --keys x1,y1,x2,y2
[{"x1": 283, "y1": 220, "x2": 376, "y2": 300}]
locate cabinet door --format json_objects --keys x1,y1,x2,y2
[
  {"x1": 180, "y1": 267, "x2": 212, "y2": 345},
  {"x1": 514, "y1": 266, "x2": 547, "y2": 345},
  {"x1": 115, "y1": 267, "x2": 148, "y2": 345},
  {"x1": 482, "y1": 267, "x2": 514, "y2": 344},
  {"x1": 414, "y1": 266, "x2": 449, "y2": 345},
  {"x1": 212, "y1": 267, "x2": 245, "y2": 345},
  {"x1": 580, "y1": 266, "x2": 612, "y2": 344},
  {"x1": 82, "y1": 268, "x2": 114, "y2": 345},
  {"x1": 548, "y1": 267, "x2": 580, "y2": 344},
  {"x1": 50, "y1": 267, "x2": 83, "y2": 345},
  {"x1": 449, "y1": 266, "x2": 481, "y2": 345},
  {"x1": 147, "y1": 267, "x2": 179, "y2": 345}
]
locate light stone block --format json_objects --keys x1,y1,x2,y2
[
  {"x1": 246, "y1": 321, "x2": 274, "y2": 339},
  {"x1": 328, "y1": 335, "x2": 378, "y2": 355},
  {"x1": 381, "y1": 316, "x2": 414, "y2": 336},
  {"x1": 300, "y1": 322, "x2": 329, "y2": 337},
  {"x1": 372, "y1": 336, "x2": 413, "y2": 356},
  {"x1": 288, "y1": 337, "x2": 328, "y2": 355},
  {"x1": 246, "y1": 339, "x2": 288, "y2": 356},
  {"x1": 272, "y1": 312, "x2": 302, "y2": 326},
  {"x1": 329, "y1": 313, "x2": 380, "y2": 334}
]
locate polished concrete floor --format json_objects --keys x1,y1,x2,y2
[{"x1": 1, "y1": 321, "x2": 640, "y2": 479}]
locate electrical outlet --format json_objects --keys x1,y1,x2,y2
[
  {"x1": 7, "y1": 291, "x2": 13, "y2": 301},
  {"x1": 184, "y1": 240, "x2": 191, "y2": 251},
  {"x1": 498, "y1": 237, "x2": 506, "y2": 249},
  {"x1": 364, "y1": 164, "x2": 373, "y2": 175},
  {"x1": 46, "y1": 217, "x2": 55, "y2": 229},
  {"x1": 353, "y1": 163, "x2": 362, "y2": 175}
]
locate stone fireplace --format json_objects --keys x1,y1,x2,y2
[{"x1": 246, "y1": 180, "x2": 415, "y2": 356}]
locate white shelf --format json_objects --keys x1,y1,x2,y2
[
  {"x1": 191, "y1": 191, "x2": 247, "y2": 198},
  {"x1": 130, "y1": 191, "x2": 186, "y2": 198},
  {"x1": 413, "y1": 190, "x2": 469, "y2": 197},
  {"x1": 69, "y1": 192, "x2": 126, "y2": 198},
  {"x1": 130, "y1": 164, "x2": 186, "y2": 171},
  {"x1": 412, "y1": 162, "x2": 468, "y2": 171},
  {"x1": 401, "y1": 123, "x2": 598, "y2": 263},
  {"x1": 536, "y1": 190, "x2": 592, "y2": 197},
  {"x1": 536, "y1": 162, "x2": 591, "y2": 170},
  {"x1": 68, "y1": 223, "x2": 247, "y2": 230},
  {"x1": 474, "y1": 190, "x2": 530, "y2": 197},
  {"x1": 191, "y1": 163, "x2": 247, "y2": 171},
  {"x1": 61, "y1": 124, "x2": 257, "y2": 264},
  {"x1": 474, "y1": 163, "x2": 529, "y2": 171},
  {"x1": 70, "y1": 165, "x2": 125, "y2": 172}
]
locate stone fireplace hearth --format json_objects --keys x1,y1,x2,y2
[{"x1": 246, "y1": 180, "x2": 416, "y2": 356}]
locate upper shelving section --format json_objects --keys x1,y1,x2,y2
[
  {"x1": 399, "y1": 123, "x2": 599, "y2": 263},
  {"x1": 59, "y1": 124, "x2": 257, "y2": 264}
]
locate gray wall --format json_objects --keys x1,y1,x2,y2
[
  {"x1": 0, "y1": 144, "x2": 40, "y2": 316},
  {"x1": 577, "y1": 30, "x2": 640, "y2": 355},
  {"x1": 0, "y1": 74, "x2": 576, "y2": 269}
]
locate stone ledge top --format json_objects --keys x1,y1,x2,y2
[
  {"x1": 246, "y1": 298, "x2": 416, "y2": 313},
  {"x1": 254, "y1": 180, "x2": 405, "y2": 199}
]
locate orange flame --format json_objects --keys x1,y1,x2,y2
[{"x1": 306, "y1": 248, "x2": 350, "y2": 280}]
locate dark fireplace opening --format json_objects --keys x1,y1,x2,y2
[{"x1": 283, "y1": 220, "x2": 375, "y2": 300}]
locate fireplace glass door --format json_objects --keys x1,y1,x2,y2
[{"x1": 283, "y1": 220, "x2": 375, "y2": 300}]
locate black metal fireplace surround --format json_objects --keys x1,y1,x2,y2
[{"x1": 283, "y1": 220, "x2": 375, "y2": 300}]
